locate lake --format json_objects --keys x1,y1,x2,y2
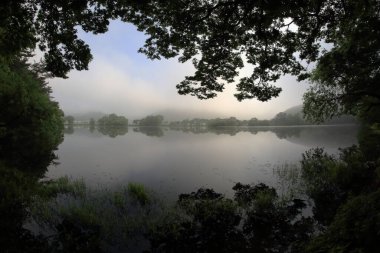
[{"x1": 46, "y1": 125, "x2": 359, "y2": 199}]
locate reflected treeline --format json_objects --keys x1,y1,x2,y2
[
  {"x1": 152, "y1": 127, "x2": 379, "y2": 252},
  {"x1": 24, "y1": 124, "x2": 380, "y2": 252},
  {"x1": 65, "y1": 126, "x2": 167, "y2": 137},
  {"x1": 169, "y1": 114, "x2": 357, "y2": 129},
  {"x1": 170, "y1": 125, "x2": 358, "y2": 147},
  {"x1": 133, "y1": 127, "x2": 164, "y2": 137},
  {"x1": 64, "y1": 125, "x2": 129, "y2": 137},
  {"x1": 97, "y1": 125, "x2": 128, "y2": 137},
  {"x1": 64, "y1": 125, "x2": 74, "y2": 134},
  {"x1": 65, "y1": 126, "x2": 165, "y2": 137},
  {"x1": 64, "y1": 125, "x2": 358, "y2": 149},
  {"x1": 1, "y1": 125, "x2": 378, "y2": 252},
  {"x1": 169, "y1": 125, "x2": 325, "y2": 137},
  {"x1": 172, "y1": 126, "x2": 243, "y2": 136}
]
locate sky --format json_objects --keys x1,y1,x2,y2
[{"x1": 48, "y1": 20, "x2": 310, "y2": 121}]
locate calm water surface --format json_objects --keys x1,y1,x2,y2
[{"x1": 47, "y1": 125, "x2": 358, "y2": 198}]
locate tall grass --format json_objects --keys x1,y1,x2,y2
[
  {"x1": 30, "y1": 178, "x2": 164, "y2": 251},
  {"x1": 127, "y1": 182, "x2": 150, "y2": 205}
]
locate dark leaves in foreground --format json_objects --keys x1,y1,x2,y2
[{"x1": 149, "y1": 183, "x2": 314, "y2": 253}]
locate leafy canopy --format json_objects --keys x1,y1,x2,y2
[
  {"x1": 0, "y1": 55, "x2": 64, "y2": 173},
  {"x1": 2, "y1": 0, "x2": 379, "y2": 121}
]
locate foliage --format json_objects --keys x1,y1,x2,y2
[
  {"x1": 64, "y1": 125, "x2": 74, "y2": 135},
  {"x1": 64, "y1": 115, "x2": 74, "y2": 125},
  {"x1": 97, "y1": 113, "x2": 128, "y2": 126},
  {"x1": 305, "y1": 189, "x2": 380, "y2": 253},
  {"x1": 270, "y1": 112, "x2": 307, "y2": 126},
  {"x1": 89, "y1": 118, "x2": 95, "y2": 125},
  {"x1": 138, "y1": 115, "x2": 164, "y2": 126},
  {"x1": 97, "y1": 114, "x2": 128, "y2": 137},
  {"x1": 20, "y1": 131, "x2": 380, "y2": 252},
  {"x1": 273, "y1": 163, "x2": 304, "y2": 202},
  {"x1": 126, "y1": 0, "x2": 380, "y2": 120},
  {"x1": 170, "y1": 113, "x2": 356, "y2": 129},
  {"x1": 89, "y1": 118, "x2": 95, "y2": 132},
  {"x1": 97, "y1": 125, "x2": 128, "y2": 138},
  {"x1": 1, "y1": 1, "x2": 379, "y2": 252},
  {"x1": 0, "y1": 0, "x2": 114, "y2": 78},
  {"x1": 2, "y1": 1, "x2": 378, "y2": 122},
  {"x1": 127, "y1": 182, "x2": 150, "y2": 205},
  {"x1": 0, "y1": 163, "x2": 52, "y2": 252},
  {"x1": 0, "y1": 56, "x2": 63, "y2": 173},
  {"x1": 148, "y1": 184, "x2": 314, "y2": 253},
  {"x1": 300, "y1": 146, "x2": 379, "y2": 226},
  {"x1": 206, "y1": 117, "x2": 240, "y2": 128},
  {"x1": 51, "y1": 218, "x2": 102, "y2": 253},
  {"x1": 37, "y1": 176, "x2": 87, "y2": 200},
  {"x1": 0, "y1": 54, "x2": 64, "y2": 251},
  {"x1": 133, "y1": 126, "x2": 164, "y2": 137},
  {"x1": 31, "y1": 180, "x2": 161, "y2": 252},
  {"x1": 247, "y1": 117, "x2": 270, "y2": 126},
  {"x1": 272, "y1": 126, "x2": 380, "y2": 252},
  {"x1": 303, "y1": 0, "x2": 380, "y2": 122}
]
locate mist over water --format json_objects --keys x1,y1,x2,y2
[{"x1": 47, "y1": 125, "x2": 358, "y2": 199}]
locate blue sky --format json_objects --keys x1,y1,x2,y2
[{"x1": 48, "y1": 20, "x2": 310, "y2": 120}]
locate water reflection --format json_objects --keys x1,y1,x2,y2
[
  {"x1": 1, "y1": 123, "x2": 369, "y2": 252},
  {"x1": 169, "y1": 125, "x2": 358, "y2": 148},
  {"x1": 47, "y1": 125, "x2": 359, "y2": 200},
  {"x1": 64, "y1": 125, "x2": 74, "y2": 134},
  {"x1": 133, "y1": 127, "x2": 164, "y2": 137},
  {"x1": 98, "y1": 125, "x2": 128, "y2": 137},
  {"x1": 66, "y1": 125, "x2": 359, "y2": 149},
  {"x1": 0, "y1": 119, "x2": 63, "y2": 251}
]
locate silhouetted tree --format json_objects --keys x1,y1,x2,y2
[{"x1": 2, "y1": 1, "x2": 379, "y2": 122}]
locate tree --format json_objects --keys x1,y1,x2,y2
[
  {"x1": 96, "y1": 114, "x2": 128, "y2": 137},
  {"x1": 0, "y1": 0, "x2": 113, "y2": 78},
  {"x1": 89, "y1": 118, "x2": 95, "y2": 132},
  {"x1": 149, "y1": 184, "x2": 313, "y2": 252},
  {"x1": 270, "y1": 112, "x2": 306, "y2": 126},
  {"x1": 302, "y1": 0, "x2": 380, "y2": 122},
  {"x1": 64, "y1": 115, "x2": 75, "y2": 125},
  {"x1": 138, "y1": 115, "x2": 164, "y2": 126},
  {"x1": 207, "y1": 117, "x2": 240, "y2": 128},
  {"x1": 2, "y1": 1, "x2": 379, "y2": 122},
  {"x1": 97, "y1": 114, "x2": 128, "y2": 126},
  {"x1": 247, "y1": 117, "x2": 270, "y2": 126},
  {"x1": 0, "y1": 55, "x2": 64, "y2": 173},
  {"x1": 134, "y1": 127, "x2": 164, "y2": 137}
]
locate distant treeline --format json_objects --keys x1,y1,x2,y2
[
  {"x1": 64, "y1": 110, "x2": 357, "y2": 128},
  {"x1": 133, "y1": 115, "x2": 164, "y2": 126},
  {"x1": 64, "y1": 114, "x2": 129, "y2": 126},
  {"x1": 169, "y1": 112, "x2": 357, "y2": 128},
  {"x1": 97, "y1": 114, "x2": 128, "y2": 126}
]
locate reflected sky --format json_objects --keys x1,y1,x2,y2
[{"x1": 47, "y1": 125, "x2": 358, "y2": 199}]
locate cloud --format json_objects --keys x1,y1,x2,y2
[
  {"x1": 50, "y1": 55, "x2": 171, "y2": 118},
  {"x1": 48, "y1": 20, "x2": 310, "y2": 120}
]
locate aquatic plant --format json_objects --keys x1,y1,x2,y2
[
  {"x1": 30, "y1": 179, "x2": 161, "y2": 252},
  {"x1": 127, "y1": 182, "x2": 150, "y2": 206}
]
